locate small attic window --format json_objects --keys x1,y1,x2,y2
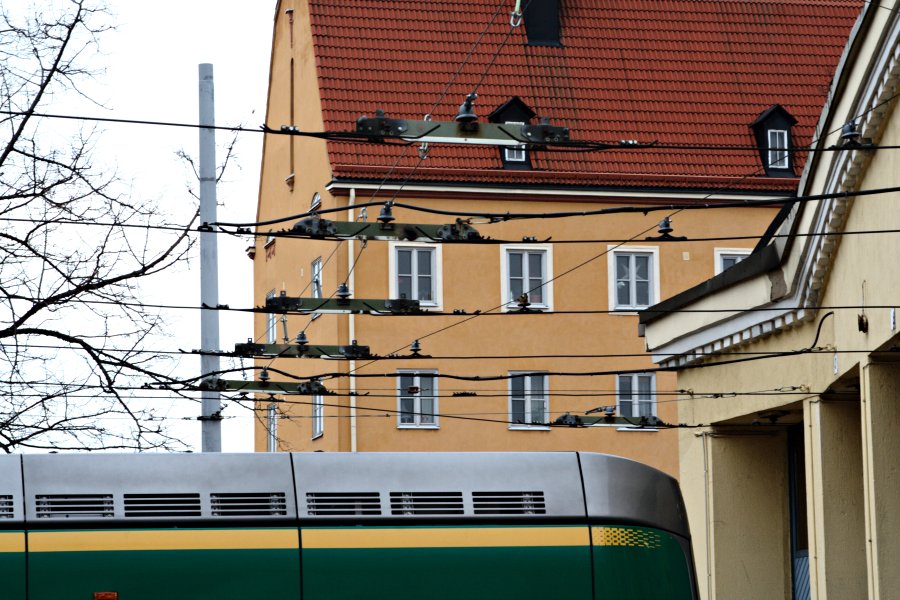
[
  {"x1": 750, "y1": 105, "x2": 798, "y2": 177},
  {"x1": 489, "y1": 97, "x2": 536, "y2": 171},
  {"x1": 523, "y1": 0, "x2": 561, "y2": 46},
  {"x1": 767, "y1": 130, "x2": 789, "y2": 169}
]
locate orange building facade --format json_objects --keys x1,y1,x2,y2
[{"x1": 250, "y1": 0, "x2": 861, "y2": 478}]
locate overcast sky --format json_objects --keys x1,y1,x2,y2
[{"x1": 52, "y1": 1, "x2": 278, "y2": 451}]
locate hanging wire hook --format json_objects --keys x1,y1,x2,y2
[{"x1": 509, "y1": 0, "x2": 523, "y2": 27}]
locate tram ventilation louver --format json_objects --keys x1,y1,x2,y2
[
  {"x1": 35, "y1": 494, "x2": 114, "y2": 518},
  {"x1": 124, "y1": 493, "x2": 201, "y2": 517},
  {"x1": 390, "y1": 492, "x2": 464, "y2": 516},
  {"x1": 0, "y1": 495, "x2": 13, "y2": 518},
  {"x1": 306, "y1": 492, "x2": 381, "y2": 516},
  {"x1": 211, "y1": 492, "x2": 287, "y2": 516},
  {"x1": 472, "y1": 491, "x2": 547, "y2": 515}
]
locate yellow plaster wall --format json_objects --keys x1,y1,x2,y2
[{"x1": 252, "y1": 3, "x2": 779, "y2": 477}]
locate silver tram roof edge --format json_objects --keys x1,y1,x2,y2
[{"x1": 0, "y1": 452, "x2": 688, "y2": 537}]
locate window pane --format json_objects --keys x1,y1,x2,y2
[
  {"x1": 635, "y1": 255, "x2": 649, "y2": 280},
  {"x1": 398, "y1": 275, "x2": 412, "y2": 300},
  {"x1": 528, "y1": 252, "x2": 542, "y2": 278},
  {"x1": 510, "y1": 277, "x2": 523, "y2": 301},
  {"x1": 398, "y1": 249, "x2": 412, "y2": 276},
  {"x1": 616, "y1": 255, "x2": 631, "y2": 306},
  {"x1": 618, "y1": 375, "x2": 633, "y2": 417},
  {"x1": 417, "y1": 275, "x2": 432, "y2": 301},
  {"x1": 530, "y1": 375, "x2": 545, "y2": 397},
  {"x1": 419, "y1": 375, "x2": 434, "y2": 397},
  {"x1": 416, "y1": 250, "x2": 432, "y2": 275},
  {"x1": 400, "y1": 397, "x2": 415, "y2": 423},
  {"x1": 616, "y1": 254, "x2": 630, "y2": 280},
  {"x1": 511, "y1": 375, "x2": 525, "y2": 398},
  {"x1": 529, "y1": 276, "x2": 543, "y2": 303},
  {"x1": 531, "y1": 399, "x2": 546, "y2": 424},
  {"x1": 419, "y1": 397, "x2": 434, "y2": 424},
  {"x1": 511, "y1": 398, "x2": 525, "y2": 423},
  {"x1": 635, "y1": 280, "x2": 650, "y2": 307},
  {"x1": 637, "y1": 375, "x2": 652, "y2": 398},
  {"x1": 509, "y1": 252, "x2": 523, "y2": 278}
]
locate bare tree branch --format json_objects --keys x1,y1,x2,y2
[{"x1": 0, "y1": 0, "x2": 197, "y2": 451}]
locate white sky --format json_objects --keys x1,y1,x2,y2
[{"x1": 50, "y1": 1, "x2": 278, "y2": 451}]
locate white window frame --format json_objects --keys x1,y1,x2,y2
[
  {"x1": 714, "y1": 248, "x2": 751, "y2": 275},
  {"x1": 311, "y1": 394, "x2": 324, "y2": 439},
  {"x1": 508, "y1": 372, "x2": 549, "y2": 430},
  {"x1": 608, "y1": 246, "x2": 660, "y2": 313},
  {"x1": 501, "y1": 244, "x2": 553, "y2": 311},
  {"x1": 397, "y1": 370, "x2": 439, "y2": 428},
  {"x1": 767, "y1": 129, "x2": 789, "y2": 169},
  {"x1": 504, "y1": 121, "x2": 527, "y2": 163},
  {"x1": 389, "y1": 242, "x2": 443, "y2": 310},
  {"x1": 310, "y1": 256, "x2": 323, "y2": 320},
  {"x1": 265, "y1": 290, "x2": 277, "y2": 344},
  {"x1": 616, "y1": 373, "x2": 656, "y2": 419}
]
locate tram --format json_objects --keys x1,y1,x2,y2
[{"x1": 0, "y1": 452, "x2": 697, "y2": 599}]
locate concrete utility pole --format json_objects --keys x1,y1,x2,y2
[{"x1": 198, "y1": 63, "x2": 221, "y2": 452}]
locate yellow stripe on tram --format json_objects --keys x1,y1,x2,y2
[
  {"x1": 0, "y1": 532, "x2": 26, "y2": 553},
  {"x1": 30, "y1": 529, "x2": 299, "y2": 553},
  {"x1": 303, "y1": 526, "x2": 589, "y2": 550}
]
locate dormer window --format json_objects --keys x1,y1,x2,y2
[
  {"x1": 750, "y1": 104, "x2": 798, "y2": 177},
  {"x1": 489, "y1": 97, "x2": 536, "y2": 171},
  {"x1": 768, "y1": 129, "x2": 789, "y2": 169},
  {"x1": 504, "y1": 122, "x2": 527, "y2": 163}
]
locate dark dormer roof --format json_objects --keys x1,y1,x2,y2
[{"x1": 488, "y1": 97, "x2": 537, "y2": 124}]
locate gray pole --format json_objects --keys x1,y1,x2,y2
[{"x1": 199, "y1": 63, "x2": 222, "y2": 452}]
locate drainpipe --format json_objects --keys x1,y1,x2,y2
[
  {"x1": 700, "y1": 431, "x2": 713, "y2": 600},
  {"x1": 347, "y1": 188, "x2": 358, "y2": 452}
]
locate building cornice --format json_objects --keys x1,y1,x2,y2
[{"x1": 325, "y1": 180, "x2": 790, "y2": 204}]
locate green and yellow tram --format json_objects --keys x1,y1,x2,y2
[{"x1": 0, "y1": 452, "x2": 697, "y2": 599}]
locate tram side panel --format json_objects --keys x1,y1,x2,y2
[
  {"x1": 0, "y1": 456, "x2": 25, "y2": 600},
  {"x1": 300, "y1": 523, "x2": 593, "y2": 600},
  {"x1": 294, "y1": 452, "x2": 594, "y2": 600},
  {"x1": 22, "y1": 453, "x2": 302, "y2": 600}
]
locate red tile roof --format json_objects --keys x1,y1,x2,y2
[{"x1": 307, "y1": 0, "x2": 862, "y2": 192}]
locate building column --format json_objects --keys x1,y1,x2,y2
[
  {"x1": 860, "y1": 361, "x2": 900, "y2": 598},
  {"x1": 805, "y1": 398, "x2": 866, "y2": 599},
  {"x1": 700, "y1": 431, "x2": 791, "y2": 600}
]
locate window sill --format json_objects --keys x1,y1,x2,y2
[
  {"x1": 503, "y1": 304, "x2": 550, "y2": 313},
  {"x1": 588, "y1": 423, "x2": 659, "y2": 432},
  {"x1": 397, "y1": 425, "x2": 440, "y2": 430},
  {"x1": 610, "y1": 308, "x2": 648, "y2": 316},
  {"x1": 509, "y1": 425, "x2": 551, "y2": 431}
]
